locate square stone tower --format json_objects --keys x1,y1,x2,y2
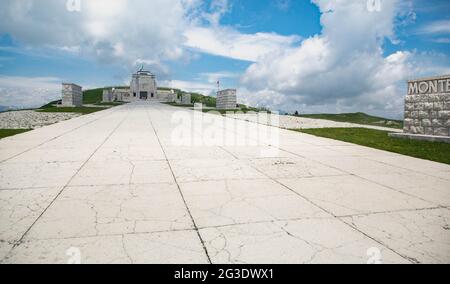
[
  {"x1": 61, "y1": 83, "x2": 83, "y2": 107},
  {"x1": 217, "y1": 89, "x2": 237, "y2": 110},
  {"x1": 182, "y1": 93, "x2": 192, "y2": 105}
]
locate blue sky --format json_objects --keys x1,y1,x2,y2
[{"x1": 0, "y1": 0, "x2": 449, "y2": 118}]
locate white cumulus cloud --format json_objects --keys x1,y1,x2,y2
[
  {"x1": 0, "y1": 76, "x2": 61, "y2": 108},
  {"x1": 239, "y1": 0, "x2": 450, "y2": 118}
]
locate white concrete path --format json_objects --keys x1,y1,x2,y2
[{"x1": 0, "y1": 102, "x2": 449, "y2": 264}]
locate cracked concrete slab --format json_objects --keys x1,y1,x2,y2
[
  {"x1": 249, "y1": 157, "x2": 345, "y2": 179},
  {"x1": 341, "y1": 208, "x2": 450, "y2": 263},
  {"x1": 164, "y1": 146, "x2": 235, "y2": 161},
  {"x1": 91, "y1": 146, "x2": 166, "y2": 162},
  {"x1": 170, "y1": 158, "x2": 266, "y2": 182},
  {"x1": 69, "y1": 160, "x2": 175, "y2": 186},
  {"x1": 1, "y1": 102, "x2": 449, "y2": 263},
  {"x1": 3, "y1": 230, "x2": 207, "y2": 264},
  {"x1": 278, "y1": 175, "x2": 436, "y2": 216},
  {"x1": 221, "y1": 146, "x2": 296, "y2": 159},
  {"x1": 0, "y1": 162, "x2": 82, "y2": 190},
  {"x1": 25, "y1": 183, "x2": 193, "y2": 240},
  {"x1": 308, "y1": 155, "x2": 410, "y2": 175},
  {"x1": 0, "y1": 187, "x2": 62, "y2": 259},
  {"x1": 200, "y1": 219, "x2": 410, "y2": 264},
  {"x1": 365, "y1": 155, "x2": 450, "y2": 181},
  {"x1": 358, "y1": 172, "x2": 450, "y2": 206},
  {"x1": 181, "y1": 179, "x2": 330, "y2": 228}
]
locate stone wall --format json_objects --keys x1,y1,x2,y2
[
  {"x1": 62, "y1": 83, "x2": 83, "y2": 107},
  {"x1": 217, "y1": 89, "x2": 237, "y2": 110},
  {"x1": 157, "y1": 90, "x2": 177, "y2": 103},
  {"x1": 404, "y1": 75, "x2": 450, "y2": 137}
]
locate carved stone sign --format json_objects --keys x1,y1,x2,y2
[
  {"x1": 408, "y1": 76, "x2": 450, "y2": 95},
  {"x1": 403, "y1": 75, "x2": 450, "y2": 138}
]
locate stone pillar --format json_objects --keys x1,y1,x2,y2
[
  {"x1": 62, "y1": 83, "x2": 83, "y2": 107},
  {"x1": 182, "y1": 93, "x2": 191, "y2": 104},
  {"x1": 102, "y1": 89, "x2": 112, "y2": 102},
  {"x1": 217, "y1": 89, "x2": 237, "y2": 110}
]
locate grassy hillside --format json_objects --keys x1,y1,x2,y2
[
  {"x1": 295, "y1": 128, "x2": 450, "y2": 165},
  {"x1": 297, "y1": 112, "x2": 403, "y2": 129},
  {"x1": 40, "y1": 100, "x2": 61, "y2": 109},
  {"x1": 83, "y1": 88, "x2": 104, "y2": 104}
]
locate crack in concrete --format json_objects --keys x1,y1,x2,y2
[
  {"x1": 144, "y1": 107, "x2": 212, "y2": 264},
  {"x1": 5, "y1": 106, "x2": 132, "y2": 260}
]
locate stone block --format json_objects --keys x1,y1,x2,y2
[
  {"x1": 418, "y1": 111, "x2": 429, "y2": 119},
  {"x1": 414, "y1": 103, "x2": 424, "y2": 111},
  {"x1": 405, "y1": 103, "x2": 415, "y2": 111},
  {"x1": 434, "y1": 102, "x2": 444, "y2": 111},
  {"x1": 409, "y1": 126, "x2": 424, "y2": 134},
  {"x1": 421, "y1": 119, "x2": 432, "y2": 127},
  {"x1": 424, "y1": 127, "x2": 434, "y2": 135},
  {"x1": 438, "y1": 111, "x2": 450, "y2": 119},
  {"x1": 410, "y1": 111, "x2": 419, "y2": 119},
  {"x1": 432, "y1": 119, "x2": 443, "y2": 127},
  {"x1": 444, "y1": 101, "x2": 450, "y2": 110},
  {"x1": 413, "y1": 119, "x2": 421, "y2": 126},
  {"x1": 439, "y1": 93, "x2": 450, "y2": 101},
  {"x1": 424, "y1": 102, "x2": 434, "y2": 111},
  {"x1": 403, "y1": 119, "x2": 414, "y2": 127},
  {"x1": 434, "y1": 128, "x2": 449, "y2": 136}
]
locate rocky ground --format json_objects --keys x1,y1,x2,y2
[
  {"x1": 226, "y1": 113, "x2": 403, "y2": 132},
  {"x1": 0, "y1": 110, "x2": 81, "y2": 129}
]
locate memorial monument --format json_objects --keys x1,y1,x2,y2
[{"x1": 390, "y1": 74, "x2": 450, "y2": 143}]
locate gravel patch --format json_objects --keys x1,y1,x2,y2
[
  {"x1": 226, "y1": 113, "x2": 403, "y2": 132},
  {"x1": 0, "y1": 110, "x2": 81, "y2": 129}
]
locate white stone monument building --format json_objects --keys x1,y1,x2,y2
[
  {"x1": 390, "y1": 74, "x2": 450, "y2": 143},
  {"x1": 102, "y1": 69, "x2": 179, "y2": 103},
  {"x1": 61, "y1": 83, "x2": 83, "y2": 107},
  {"x1": 216, "y1": 89, "x2": 237, "y2": 109},
  {"x1": 130, "y1": 70, "x2": 157, "y2": 100}
]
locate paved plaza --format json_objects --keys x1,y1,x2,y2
[{"x1": 0, "y1": 102, "x2": 449, "y2": 264}]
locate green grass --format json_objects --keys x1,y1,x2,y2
[
  {"x1": 293, "y1": 128, "x2": 450, "y2": 165},
  {"x1": 40, "y1": 100, "x2": 61, "y2": 109},
  {"x1": 190, "y1": 93, "x2": 217, "y2": 107},
  {"x1": 297, "y1": 112, "x2": 403, "y2": 129},
  {"x1": 83, "y1": 88, "x2": 104, "y2": 104},
  {"x1": 94, "y1": 102, "x2": 128, "y2": 106},
  {"x1": 163, "y1": 102, "x2": 195, "y2": 108},
  {"x1": 38, "y1": 107, "x2": 106, "y2": 115},
  {"x1": 0, "y1": 129, "x2": 32, "y2": 139}
]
